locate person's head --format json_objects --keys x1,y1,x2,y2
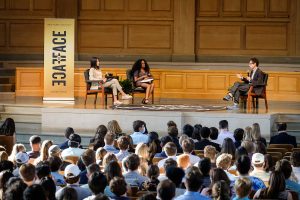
[
  {"x1": 168, "y1": 126, "x2": 178, "y2": 138},
  {"x1": 23, "y1": 184, "x2": 46, "y2": 200},
  {"x1": 0, "y1": 151, "x2": 8, "y2": 162},
  {"x1": 177, "y1": 154, "x2": 190, "y2": 169},
  {"x1": 36, "y1": 161, "x2": 51, "y2": 179},
  {"x1": 40, "y1": 176, "x2": 56, "y2": 200},
  {"x1": 0, "y1": 160, "x2": 14, "y2": 173},
  {"x1": 102, "y1": 152, "x2": 117, "y2": 168},
  {"x1": 179, "y1": 135, "x2": 189, "y2": 146},
  {"x1": 138, "y1": 193, "x2": 157, "y2": 200},
  {"x1": 182, "y1": 124, "x2": 194, "y2": 138},
  {"x1": 249, "y1": 57, "x2": 259, "y2": 69},
  {"x1": 181, "y1": 138, "x2": 195, "y2": 154},
  {"x1": 221, "y1": 138, "x2": 236, "y2": 159},
  {"x1": 0, "y1": 170, "x2": 14, "y2": 192},
  {"x1": 211, "y1": 180, "x2": 231, "y2": 200},
  {"x1": 204, "y1": 145, "x2": 217, "y2": 162},
  {"x1": 88, "y1": 171, "x2": 107, "y2": 195},
  {"x1": 40, "y1": 140, "x2": 53, "y2": 161},
  {"x1": 125, "y1": 153, "x2": 140, "y2": 171},
  {"x1": 157, "y1": 179, "x2": 176, "y2": 200},
  {"x1": 56, "y1": 186, "x2": 77, "y2": 200},
  {"x1": 235, "y1": 146, "x2": 248, "y2": 161},
  {"x1": 264, "y1": 154, "x2": 275, "y2": 173},
  {"x1": 9, "y1": 143, "x2": 26, "y2": 163},
  {"x1": 87, "y1": 163, "x2": 100, "y2": 177},
  {"x1": 164, "y1": 142, "x2": 177, "y2": 157},
  {"x1": 135, "y1": 143, "x2": 150, "y2": 159},
  {"x1": 163, "y1": 158, "x2": 178, "y2": 172},
  {"x1": 277, "y1": 122, "x2": 287, "y2": 132},
  {"x1": 167, "y1": 120, "x2": 177, "y2": 128},
  {"x1": 192, "y1": 124, "x2": 202, "y2": 141},
  {"x1": 95, "y1": 125, "x2": 108, "y2": 139},
  {"x1": 117, "y1": 136, "x2": 130, "y2": 151},
  {"x1": 110, "y1": 177, "x2": 127, "y2": 197},
  {"x1": 216, "y1": 153, "x2": 232, "y2": 170},
  {"x1": 251, "y1": 153, "x2": 265, "y2": 169},
  {"x1": 107, "y1": 120, "x2": 122, "y2": 135},
  {"x1": 64, "y1": 127, "x2": 74, "y2": 140},
  {"x1": 94, "y1": 194, "x2": 110, "y2": 200},
  {"x1": 96, "y1": 147, "x2": 107, "y2": 162},
  {"x1": 251, "y1": 123, "x2": 261, "y2": 141},
  {"x1": 275, "y1": 159, "x2": 292, "y2": 179},
  {"x1": 241, "y1": 140, "x2": 254, "y2": 155},
  {"x1": 236, "y1": 155, "x2": 251, "y2": 176},
  {"x1": 3, "y1": 177, "x2": 27, "y2": 200},
  {"x1": 68, "y1": 133, "x2": 81, "y2": 148},
  {"x1": 104, "y1": 160, "x2": 122, "y2": 182},
  {"x1": 29, "y1": 135, "x2": 41, "y2": 151},
  {"x1": 253, "y1": 141, "x2": 266, "y2": 155},
  {"x1": 19, "y1": 163, "x2": 36, "y2": 185},
  {"x1": 267, "y1": 171, "x2": 286, "y2": 197},
  {"x1": 234, "y1": 128, "x2": 244, "y2": 142},
  {"x1": 133, "y1": 120, "x2": 145, "y2": 132},
  {"x1": 1, "y1": 118, "x2": 15, "y2": 135},
  {"x1": 200, "y1": 127, "x2": 210, "y2": 139},
  {"x1": 104, "y1": 133, "x2": 115, "y2": 146},
  {"x1": 147, "y1": 131, "x2": 159, "y2": 144},
  {"x1": 90, "y1": 57, "x2": 100, "y2": 69},
  {"x1": 81, "y1": 149, "x2": 96, "y2": 167},
  {"x1": 234, "y1": 177, "x2": 252, "y2": 198},
  {"x1": 185, "y1": 166, "x2": 203, "y2": 192},
  {"x1": 291, "y1": 151, "x2": 300, "y2": 167},
  {"x1": 48, "y1": 156, "x2": 62, "y2": 172},
  {"x1": 166, "y1": 167, "x2": 185, "y2": 187},
  {"x1": 209, "y1": 127, "x2": 219, "y2": 140},
  {"x1": 219, "y1": 120, "x2": 229, "y2": 130},
  {"x1": 64, "y1": 164, "x2": 81, "y2": 184},
  {"x1": 198, "y1": 158, "x2": 211, "y2": 176},
  {"x1": 48, "y1": 145, "x2": 61, "y2": 157},
  {"x1": 15, "y1": 152, "x2": 29, "y2": 167},
  {"x1": 243, "y1": 126, "x2": 253, "y2": 141},
  {"x1": 160, "y1": 136, "x2": 173, "y2": 148},
  {"x1": 132, "y1": 59, "x2": 150, "y2": 72},
  {"x1": 146, "y1": 164, "x2": 159, "y2": 180}
]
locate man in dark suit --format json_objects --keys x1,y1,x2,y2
[
  {"x1": 270, "y1": 123, "x2": 297, "y2": 148},
  {"x1": 223, "y1": 57, "x2": 265, "y2": 108},
  {"x1": 195, "y1": 127, "x2": 221, "y2": 152}
]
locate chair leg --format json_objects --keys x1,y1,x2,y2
[
  {"x1": 84, "y1": 93, "x2": 88, "y2": 105},
  {"x1": 252, "y1": 97, "x2": 255, "y2": 108},
  {"x1": 94, "y1": 93, "x2": 97, "y2": 105},
  {"x1": 132, "y1": 93, "x2": 134, "y2": 104},
  {"x1": 264, "y1": 96, "x2": 268, "y2": 110},
  {"x1": 152, "y1": 91, "x2": 154, "y2": 104},
  {"x1": 101, "y1": 91, "x2": 105, "y2": 107},
  {"x1": 256, "y1": 98, "x2": 259, "y2": 109},
  {"x1": 247, "y1": 96, "x2": 251, "y2": 110}
]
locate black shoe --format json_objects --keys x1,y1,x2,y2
[{"x1": 223, "y1": 94, "x2": 232, "y2": 101}]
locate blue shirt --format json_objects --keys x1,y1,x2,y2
[
  {"x1": 286, "y1": 179, "x2": 300, "y2": 200},
  {"x1": 247, "y1": 176, "x2": 266, "y2": 191},
  {"x1": 103, "y1": 145, "x2": 119, "y2": 154},
  {"x1": 123, "y1": 171, "x2": 148, "y2": 187},
  {"x1": 154, "y1": 151, "x2": 167, "y2": 158},
  {"x1": 175, "y1": 191, "x2": 211, "y2": 200},
  {"x1": 130, "y1": 132, "x2": 148, "y2": 145},
  {"x1": 233, "y1": 197, "x2": 250, "y2": 200},
  {"x1": 51, "y1": 172, "x2": 66, "y2": 185}
]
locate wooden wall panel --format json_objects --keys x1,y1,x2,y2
[
  {"x1": 16, "y1": 68, "x2": 44, "y2": 96},
  {"x1": 79, "y1": 24, "x2": 124, "y2": 48},
  {"x1": 33, "y1": 0, "x2": 54, "y2": 10},
  {"x1": 222, "y1": 0, "x2": 241, "y2": 16},
  {"x1": 9, "y1": 0, "x2": 30, "y2": 10},
  {"x1": 151, "y1": 0, "x2": 171, "y2": 11},
  {"x1": 198, "y1": 0, "x2": 219, "y2": 16},
  {"x1": 9, "y1": 23, "x2": 43, "y2": 47},
  {"x1": 207, "y1": 75, "x2": 226, "y2": 90},
  {"x1": 164, "y1": 74, "x2": 184, "y2": 89},
  {"x1": 104, "y1": 0, "x2": 124, "y2": 11},
  {"x1": 81, "y1": 0, "x2": 101, "y2": 10},
  {"x1": 198, "y1": 25, "x2": 241, "y2": 49},
  {"x1": 269, "y1": 0, "x2": 289, "y2": 17},
  {"x1": 0, "y1": 23, "x2": 5, "y2": 46},
  {"x1": 0, "y1": 0, "x2": 5, "y2": 9},
  {"x1": 128, "y1": 25, "x2": 171, "y2": 48},
  {"x1": 186, "y1": 74, "x2": 204, "y2": 89},
  {"x1": 267, "y1": 76, "x2": 276, "y2": 91},
  {"x1": 128, "y1": 0, "x2": 147, "y2": 11},
  {"x1": 246, "y1": 0, "x2": 265, "y2": 17},
  {"x1": 278, "y1": 77, "x2": 297, "y2": 92},
  {"x1": 246, "y1": 25, "x2": 287, "y2": 50}
]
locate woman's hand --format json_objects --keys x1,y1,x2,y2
[{"x1": 102, "y1": 78, "x2": 107, "y2": 83}]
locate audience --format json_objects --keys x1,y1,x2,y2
[
  {"x1": 195, "y1": 127, "x2": 221, "y2": 151},
  {"x1": 8, "y1": 143, "x2": 26, "y2": 164},
  {"x1": 220, "y1": 138, "x2": 236, "y2": 160},
  {"x1": 198, "y1": 158, "x2": 212, "y2": 188},
  {"x1": 158, "y1": 158, "x2": 177, "y2": 181},
  {"x1": 107, "y1": 120, "x2": 123, "y2": 138},
  {"x1": 23, "y1": 184, "x2": 47, "y2": 200},
  {"x1": 103, "y1": 133, "x2": 119, "y2": 154},
  {"x1": 204, "y1": 145, "x2": 217, "y2": 168},
  {"x1": 96, "y1": 147, "x2": 107, "y2": 165},
  {"x1": 13, "y1": 152, "x2": 29, "y2": 176},
  {"x1": 233, "y1": 177, "x2": 252, "y2": 200},
  {"x1": 167, "y1": 126, "x2": 183, "y2": 153},
  {"x1": 56, "y1": 186, "x2": 78, "y2": 200},
  {"x1": 79, "y1": 149, "x2": 96, "y2": 184},
  {"x1": 48, "y1": 155, "x2": 65, "y2": 185},
  {"x1": 155, "y1": 136, "x2": 173, "y2": 158},
  {"x1": 158, "y1": 142, "x2": 177, "y2": 169},
  {"x1": 123, "y1": 154, "x2": 148, "y2": 187},
  {"x1": 27, "y1": 135, "x2": 41, "y2": 159},
  {"x1": 40, "y1": 176, "x2": 56, "y2": 200},
  {"x1": 157, "y1": 179, "x2": 176, "y2": 200},
  {"x1": 166, "y1": 167, "x2": 185, "y2": 197},
  {"x1": 48, "y1": 145, "x2": 62, "y2": 157},
  {"x1": 84, "y1": 171, "x2": 107, "y2": 200},
  {"x1": 142, "y1": 164, "x2": 160, "y2": 191},
  {"x1": 181, "y1": 139, "x2": 200, "y2": 165},
  {"x1": 215, "y1": 120, "x2": 235, "y2": 145},
  {"x1": 110, "y1": 177, "x2": 129, "y2": 200},
  {"x1": 243, "y1": 126, "x2": 253, "y2": 141},
  {"x1": 91, "y1": 125, "x2": 107, "y2": 150},
  {"x1": 209, "y1": 127, "x2": 219, "y2": 142},
  {"x1": 131, "y1": 120, "x2": 148, "y2": 145},
  {"x1": 216, "y1": 153, "x2": 235, "y2": 181},
  {"x1": 3, "y1": 177, "x2": 27, "y2": 200},
  {"x1": 251, "y1": 123, "x2": 267, "y2": 146},
  {"x1": 182, "y1": 124, "x2": 194, "y2": 138},
  {"x1": 192, "y1": 124, "x2": 202, "y2": 143},
  {"x1": 34, "y1": 140, "x2": 53, "y2": 165},
  {"x1": 211, "y1": 180, "x2": 231, "y2": 200}
]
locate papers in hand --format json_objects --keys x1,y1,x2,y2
[{"x1": 141, "y1": 78, "x2": 154, "y2": 83}]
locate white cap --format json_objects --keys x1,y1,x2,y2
[
  {"x1": 252, "y1": 153, "x2": 265, "y2": 165},
  {"x1": 64, "y1": 164, "x2": 81, "y2": 178},
  {"x1": 48, "y1": 145, "x2": 61, "y2": 156},
  {"x1": 15, "y1": 152, "x2": 29, "y2": 164}
]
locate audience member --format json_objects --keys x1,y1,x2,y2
[
  {"x1": 59, "y1": 127, "x2": 75, "y2": 150},
  {"x1": 209, "y1": 127, "x2": 219, "y2": 142},
  {"x1": 251, "y1": 123, "x2": 267, "y2": 146},
  {"x1": 177, "y1": 154, "x2": 190, "y2": 169},
  {"x1": 13, "y1": 152, "x2": 29, "y2": 176},
  {"x1": 34, "y1": 140, "x2": 53, "y2": 165},
  {"x1": 116, "y1": 136, "x2": 131, "y2": 161},
  {"x1": 241, "y1": 140, "x2": 254, "y2": 158},
  {"x1": 103, "y1": 133, "x2": 119, "y2": 154},
  {"x1": 107, "y1": 120, "x2": 123, "y2": 138},
  {"x1": 48, "y1": 145, "x2": 62, "y2": 157},
  {"x1": 182, "y1": 124, "x2": 194, "y2": 138},
  {"x1": 155, "y1": 136, "x2": 173, "y2": 158},
  {"x1": 167, "y1": 121, "x2": 177, "y2": 128},
  {"x1": 233, "y1": 177, "x2": 252, "y2": 200},
  {"x1": 158, "y1": 158, "x2": 177, "y2": 181},
  {"x1": 3, "y1": 177, "x2": 27, "y2": 200},
  {"x1": 36, "y1": 161, "x2": 51, "y2": 180},
  {"x1": 0, "y1": 151, "x2": 8, "y2": 162},
  {"x1": 81, "y1": 163, "x2": 101, "y2": 190},
  {"x1": 168, "y1": 126, "x2": 183, "y2": 153},
  {"x1": 104, "y1": 161, "x2": 123, "y2": 197},
  {"x1": 216, "y1": 153, "x2": 235, "y2": 181},
  {"x1": 131, "y1": 120, "x2": 148, "y2": 145},
  {"x1": 233, "y1": 128, "x2": 244, "y2": 148},
  {"x1": 157, "y1": 179, "x2": 176, "y2": 200},
  {"x1": 23, "y1": 184, "x2": 47, "y2": 200},
  {"x1": 204, "y1": 145, "x2": 217, "y2": 168},
  {"x1": 181, "y1": 139, "x2": 200, "y2": 165},
  {"x1": 215, "y1": 120, "x2": 235, "y2": 145},
  {"x1": 243, "y1": 126, "x2": 253, "y2": 141},
  {"x1": 198, "y1": 158, "x2": 211, "y2": 188},
  {"x1": 0, "y1": 170, "x2": 14, "y2": 199},
  {"x1": 195, "y1": 127, "x2": 220, "y2": 151},
  {"x1": 220, "y1": 138, "x2": 236, "y2": 160},
  {"x1": 264, "y1": 154, "x2": 275, "y2": 173},
  {"x1": 96, "y1": 147, "x2": 107, "y2": 165},
  {"x1": 135, "y1": 143, "x2": 150, "y2": 176},
  {"x1": 139, "y1": 193, "x2": 157, "y2": 200},
  {"x1": 123, "y1": 154, "x2": 148, "y2": 186},
  {"x1": 0, "y1": 160, "x2": 14, "y2": 173},
  {"x1": 19, "y1": 163, "x2": 36, "y2": 186},
  {"x1": 40, "y1": 176, "x2": 56, "y2": 200},
  {"x1": 147, "y1": 131, "x2": 162, "y2": 155},
  {"x1": 84, "y1": 171, "x2": 107, "y2": 200},
  {"x1": 56, "y1": 186, "x2": 78, "y2": 200},
  {"x1": 27, "y1": 135, "x2": 41, "y2": 159},
  {"x1": 158, "y1": 142, "x2": 177, "y2": 169},
  {"x1": 110, "y1": 177, "x2": 130, "y2": 200},
  {"x1": 142, "y1": 164, "x2": 160, "y2": 191},
  {"x1": 291, "y1": 151, "x2": 300, "y2": 183},
  {"x1": 8, "y1": 143, "x2": 26, "y2": 164},
  {"x1": 253, "y1": 141, "x2": 266, "y2": 155},
  {"x1": 102, "y1": 152, "x2": 118, "y2": 168},
  {"x1": 79, "y1": 149, "x2": 96, "y2": 184},
  {"x1": 192, "y1": 124, "x2": 202, "y2": 142},
  {"x1": 48, "y1": 156, "x2": 65, "y2": 185},
  {"x1": 211, "y1": 180, "x2": 231, "y2": 200},
  {"x1": 91, "y1": 125, "x2": 107, "y2": 150},
  {"x1": 61, "y1": 133, "x2": 85, "y2": 160},
  {"x1": 270, "y1": 123, "x2": 297, "y2": 147},
  {"x1": 250, "y1": 153, "x2": 270, "y2": 182},
  {"x1": 166, "y1": 167, "x2": 185, "y2": 197}
]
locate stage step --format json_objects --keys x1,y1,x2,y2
[
  {"x1": 0, "y1": 76, "x2": 15, "y2": 84},
  {"x1": 0, "y1": 105, "x2": 42, "y2": 123},
  {"x1": 0, "y1": 84, "x2": 14, "y2": 92},
  {"x1": 0, "y1": 92, "x2": 15, "y2": 99}
]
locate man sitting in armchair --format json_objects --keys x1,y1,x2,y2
[{"x1": 223, "y1": 57, "x2": 265, "y2": 109}]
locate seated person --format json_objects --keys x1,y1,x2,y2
[
  {"x1": 223, "y1": 57, "x2": 265, "y2": 109},
  {"x1": 158, "y1": 158, "x2": 178, "y2": 182},
  {"x1": 233, "y1": 177, "x2": 252, "y2": 200},
  {"x1": 103, "y1": 133, "x2": 119, "y2": 154},
  {"x1": 291, "y1": 151, "x2": 300, "y2": 183},
  {"x1": 27, "y1": 135, "x2": 41, "y2": 159},
  {"x1": 130, "y1": 120, "x2": 148, "y2": 145},
  {"x1": 115, "y1": 136, "x2": 131, "y2": 161},
  {"x1": 233, "y1": 128, "x2": 244, "y2": 148},
  {"x1": 180, "y1": 139, "x2": 200, "y2": 165},
  {"x1": 110, "y1": 177, "x2": 130, "y2": 200},
  {"x1": 61, "y1": 133, "x2": 85, "y2": 160},
  {"x1": 158, "y1": 142, "x2": 177, "y2": 169},
  {"x1": 131, "y1": 59, "x2": 154, "y2": 104},
  {"x1": 59, "y1": 127, "x2": 74, "y2": 150},
  {"x1": 89, "y1": 57, "x2": 132, "y2": 106},
  {"x1": 204, "y1": 145, "x2": 217, "y2": 168},
  {"x1": 166, "y1": 167, "x2": 186, "y2": 197},
  {"x1": 123, "y1": 154, "x2": 148, "y2": 187},
  {"x1": 198, "y1": 158, "x2": 211, "y2": 188},
  {"x1": 270, "y1": 122, "x2": 297, "y2": 148},
  {"x1": 154, "y1": 136, "x2": 173, "y2": 158},
  {"x1": 249, "y1": 153, "x2": 270, "y2": 182},
  {"x1": 157, "y1": 180, "x2": 176, "y2": 200},
  {"x1": 195, "y1": 127, "x2": 221, "y2": 151}
]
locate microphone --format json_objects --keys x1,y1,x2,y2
[{"x1": 247, "y1": 70, "x2": 250, "y2": 77}]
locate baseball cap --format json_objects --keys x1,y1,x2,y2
[
  {"x1": 48, "y1": 145, "x2": 61, "y2": 156},
  {"x1": 15, "y1": 152, "x2": 29, "y2": 164},
  {"x1": 64, "y1": 164, "x2": 81, "y2": 178},
  {"x1": 252, "y1": 153, "x2": 265, "y2": 165}
]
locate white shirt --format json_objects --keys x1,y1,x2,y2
[
  {"x1": 215, "y1": 129, "x2": 235, "y2": 145},
  {"x1": 158, "y1": 156, "x2": 177, "y2": 169},
  {"x1": 177, "y1": 153, "x2": 200, "y2": 165},
  {"x1": 61, "y1": 147, "x2": 85, "y2": 160},
  {"x1": 292, "y1": 166, "x2": 300, "y2": 184},
  {"x1": 130, "y1": 132, "x2": 148, "y2": 145},
  {"x1": 251, "y1": 67, "x2": 258, "y2": 80}
]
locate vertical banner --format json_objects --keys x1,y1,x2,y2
[{"x1": 43, "y1": 18, "x2": 75, "y2": 101}]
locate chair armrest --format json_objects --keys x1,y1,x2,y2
[{"x1": 86, "y1": 80, "x2": 104, "y2": 84}]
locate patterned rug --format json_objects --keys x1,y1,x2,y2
[{"x1": 112, "y1": 104, "x2": 227, "y2": 112}]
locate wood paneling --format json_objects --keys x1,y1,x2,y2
[
  {"x1": 0, "y1": 0, "x2": 5, "y2": 9},
  {"x1": 9, "y1": 23, "x2": 43, "y2": 47},
  {"x1": 128, "y1": 25, "x2": 171, "y2": 48},
  {"x1": 151, "y1": 0, "x2": 171, "y2": 11},
  {"x1": 9, "y1": 0, "x2": 30, "y2": 10},
  {"x1": 81, "y1": 0, "x2": 101, "y2": 10},
  {"x1": 246, "y1": 0, "x2": 265, "y2": 17},
  {"x1": 269, "y1": 0, "x2": 289, "y2": 17},
  {"x1": 128, "y1": 0, "x2": 147, "y2": 11},
  {"x1": 246, "y1": 25, "x2": 287, "y2": 50},
  {"x1": 16, "y1": 68, "x2": 43, "y2": 96},
  {"x1": 33, "y1": 0, "x2": 53, "y2": 10},
  {"x1": 222, "y1": 0, "x2": 241, "y2": 16},
  {"x1": 207, "y1": 75, "x2": 226, "y2": 90},
  {"x1": 164, "y1": 74, "x2": 183, "y2": 89},
  {"x1": 198, "y1": 25, "x2": 241, "y2": 49},
  {"x1": 278, "y1": 77, "x2": 297, "y2": 92},
  {"x1": 198, "y1": 0, "x2": 219, "y2": 16},
  {"x1": 186, "y1": 74, "x2": 204, "y2": 89},
  {"x1": 104, "y1": 0, "x2": 124, "y2": 11},
  {"x1": 0, "y1": 23, "x2": 5, "y2": 46}
]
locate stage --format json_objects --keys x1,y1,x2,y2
[{"x1": 0, "y1": 97, "x2": 300, "y2": 147}]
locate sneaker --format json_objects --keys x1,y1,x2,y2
[
  {"x1": 227, "y1": 103, "x2": 239, "y2": 110},
  {"x1": 121, "y1": 94, "x2": 132, "y2": 100},
  {"x1": 113, "y1": 101, "x2": 123, "y2": 106},
  {"x1": 223, "y1": 94, "x2": 232, "y2": 101}
]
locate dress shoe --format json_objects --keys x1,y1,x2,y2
[{"x1": 223, "y1": 94, "x2": 232, "y2": 101}]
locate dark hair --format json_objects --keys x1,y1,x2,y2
[
  {"x1": 277, "y1": 123, "x2": 287, "y2": 132},
  {"x1": 210, "y1": 168, "x2": 231, "y2": 188},
  {"x1": 110, "y1": 177, "x2": 127, "y2": 197},
  {"x1": 219, "y1": 120, "x2": 229, "y2": 129},
  {"x1": 40, "y1": 177, "x2": 56, "y2": 200},
  {"x1": 198, "y1": 157, "x2": 211, "y2": 176},
  {"x1": 4, "y1": 177, "x2": 27, "y2": 200},
  {"x1": 0, "y1": 160, "x2": 14, "y2": 173},
  {"x1": 36, "y1": 161, "x2": 51, "y2": 179},
  {"x1": 209, "y1": 127, "x2": 219, "y2": 140},
  {"x1": 23, "y1": 184, "x2": 47, "y2": 200},
  {"x1": 147, "y1": 164, "x2": 159, "y2": 180},
  {"x1": 249, "y1": 57, "x2": 259, "y2": 67},
  {"x1": 29, "y1": 135, "x2": 41, "y2": 144},
  {"x1": 163, "y1": 158, "x2": 177, "y2": 171},
  {"x1": 133, "y1": 120, "x2": 144, "y2": 132},
  {"x1": 81, "y1": 149, "x2": 96, "y2": 167},
  {"x1": 90, "y1": 57, "x2": 99, "y2": 69},
  {"x1": 56, "y1": 186, "x2": 78, "y2": 200},
  {"x1": 212, "y1": 180, "x2": 231, "y2": 200},
  {"x1": 200, "y1": 127, "x2": 211, "y2": 139},
  {"x1": 19, "y1": 163, "x2": 36, "y2": 182},
  {"x1": 192, "y1": 124, "x2": 202, "y2": 141},
  {"x1": 275, "y1": 159, "x2": 292, "y2": 179},
  {"x1": 235, "y1": 146, "x2": 248, "y2": 161},
  {"x1": 167, "y1": 121, "x2": 177, "y2": 128},
  {"x1": 117, "y1": 136, "x2": 130, "y2": 150},
  {"x1": 125, "y1": 154, "x2": 140, "y2": 171},
  {"x1": 0, "y1": 170, "x2": 14, "y2": 194},
  {"x1": 221, "y1": 138, "x2": 236, "y2": 159},
  {"x1": 131, "y1": 59, "x2": 150, "y2": 76},
  {"x1": 138, "y1": 193, "x2": 157, "y2": 200},
  {"x1": 87, "y1": 163, "x2": 100, "y2": 175},
  {"x1": 157, "y1": 179, "x2": 176, "y2": 200},
  {"x1": 160, "y1": 136, "x2": 173, "y2": 147},
  {"x1": 185, "y1": 166, "x2": 203, "y2": 191},
  {"x1": 253, "y1": 141, "x2": 267, "y2": 154},
  {"x1": 166, "y1": 167, "x2": 185, "y2": 187},
  {"x1": 264, "y1": 154, "x2": 274, "y2": 173},
  {"x1": 236, "y1": 155, "x2": 251, "y2": 175},
  {"x1": 291, "y1": 151, "x2": 300, "y2": 167},
  {"x1": 181, "y1": 139, "x2": 195, "y2": 153},
  {"x1": 104, "y1": 161, "x2": 122, "y2": 183},
  {"x1": 88, "y1": 172, "x2": 107, "y2": 195},
  {"x1": 68, "y1": 133, "x2": 81, "y2": 147},
  {"x1": 94, "y1": 194, "x2": 110, "y2": 200},
  {"x1": 148, "y1": 131, "x2": 161, "y2": 155},
  {"x1": 262, "y1": 171, "x2": 286, "y2": 199},
  {"x1": 234, "y1": 128, "x2": 244, "y2": 142},
  {"x1": 65, "y1": 127, "x2": 74, "y2": 139},
  {"x1": 168, "y1": 126, "x2": 178, "y2": 138},
  {"x1": 48, "y1": 156, "x2": 62, "y2": 172},
  {"x1": 182, "y1": 124, "x2": 194, "y2": 138},
  {"x1": 0, "y1": 118, "x2": 15, "y2": 136}
]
